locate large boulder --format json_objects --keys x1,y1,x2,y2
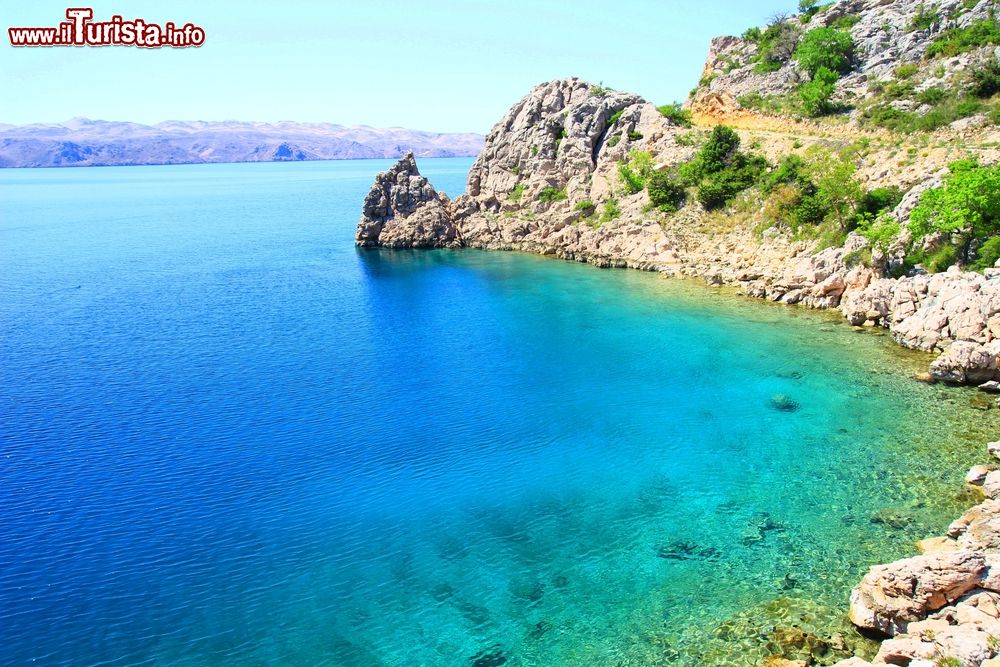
[
  {"x1": 848, "y1": 551, "x2": 988, "y2": 635},
  {"x1": 930, "y1": 340, "x2": 1000, "y2": 384}
]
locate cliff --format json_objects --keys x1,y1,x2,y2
[{"x1": 691, "y1": 0, "x2": 1000, "y2": 121}]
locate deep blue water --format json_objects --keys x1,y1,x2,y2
[{"x1": 1, "y1": 159, "x2": 997, "y2": 666}]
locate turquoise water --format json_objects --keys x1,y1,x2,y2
[{"x1": 1, "y1": 159, "x2": 997, "y2": 666}]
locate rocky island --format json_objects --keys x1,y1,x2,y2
[{"x1": 357, "y1": 0, "x2": 1000, "y2": 664}]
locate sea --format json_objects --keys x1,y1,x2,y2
[{"x1": 2, "y1": 158, "x2": 997, "y2": 666}]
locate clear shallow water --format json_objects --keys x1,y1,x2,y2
[{"x1": 1, "y1": 160, "x2": 997, "y2": 667}]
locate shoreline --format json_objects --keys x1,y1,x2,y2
[{"x1": 358, "y1": 244, "x2": 998, "y2": 665}]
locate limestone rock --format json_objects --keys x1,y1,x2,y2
[
  {"x1": 968, "y1": 464, "x2": 998, "y2": 486},
  {"x1": 989, "y1": 441, "x2": 1000, "y2": 461},
  {"x1": 355, "y1": 151, "x2": 458, "y2": 249},
  {"x1": 694, "y1": 0, "x2": 998, "y2": 116},
  {"x1": 931, "y1": 340, "x2": 1000, "y2": 384},
  {"x1": 947, "y1": 500, "x2": 1000, "y2": 550},
  {"x1": 848, "y1": 551, "x2": 988, "y2": 635},
  {"x1": 917, "y1": 536, "x2": 960, "y2": 554}
]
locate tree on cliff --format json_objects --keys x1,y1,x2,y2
[{"x1": 909, "y1": 160, "x2": 1000, "y2": 269}]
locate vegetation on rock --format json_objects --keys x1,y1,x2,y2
[
  {"x1": 909, "y1": 159, "x2": 1000, "y2": 270},
  {"x1": 538, "y1": 186, "x2": 568, "y2": 203},
  {"x1": 793, "y1": 27, "x2": 854, "y2": 76}
]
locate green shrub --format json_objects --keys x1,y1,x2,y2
[
  {"x1": 762, "y1": 154, "x2": 807, "y2": 193},
  {"x1": 608, "y1": 109, "x2": 624, "y2": 126},
  {"x1": 742, "y1": 27, "x2": 762, "y2": 42},
  {"x1": 830, "y1": 14, "x2": 861, "y2": 30},
  {"x1": 657, "y1": 103, "x2": 693, "y2": 127},
  {"x1": 970, "y1": 58, "x2": 1000, "y2": 98},
  {"x1": 882, "y1": 79, "x2": 917, "y2": 100},
  {"x1": 909, "y1": 4, "x2": 939, "y2": 31},
  {"x1": 794, "y1": 27, "x2": 854, "y2": 76},
  {"x1": 691, "y1": 125, "x2": 741, "y2": 178},
  {"x1": 910, "y1": 160, "x2": 1000, "y2": 267},
  {"x1": 990, "y1": 105, "x2": 1000, "y2": 125},
  {"x1": 916, "y1": 87, "x2": 946, "y2": 105},
  {"x1": 647, "y1": 170, "x2": 687, "y2": 212},
  {"x1": 575, "y1": 199, "x2": 596, "y2": 214},
  {"x1": 857, "y1": 214, "x2": 902, "y2": 252},
  {"x1": 509, "y1": 183, "x2": 526, "y2": 202},
  {"x1": 859, "y1": 186, "x2": 903, "y2": 218},
  {"x1": 600, "y1": 198, "x2": 621, "y2": 222},
  {"x1": 895, "y1": 63, "x2": 919, "y2": 79},
  {"x1": 972, "y1": 236, "x2": 1000, "y2": 269},
  {"x1": 805, "y1": 147, "x2": 864, "y2": 230},
  {"x1": 680, "y1": 125, "x2": 768, "y2": 210},
  {"x1": 862, "y1": 104, "x2": 915, "y2": 131},
  {"x1": 590, "y1": 84, "x2": 612, "y2": 97},
  {"x1": 618, "y1": 150, "x2": 654, "y2": 194},
  {"x1": 619, "y1": 163, "x2": 645, "y2": 194},
  {"x1": 628, "y1": 131, "x2": 644, "y2": 141},
  {"x1": 755, "y1": 22, "x2": 801, "y2": 73},
  {"x1": 798, "y1": 0, "x2": 818, "y2": 13},
  {"x1": 538, "y1": 186, "x2": 568, "y2": 203},
  {"x1": 755, "y1": 59, "x2": 785, "y2": 74},
  {"x1": 799, "y1": 66, "x2": 839, "y2": 116},
  {"x1": 927, "y1": 19, "x2": 1000, "y2": 57},
  {"x1": 607, "y1": 134, "x2": 622, "y2": 148}
]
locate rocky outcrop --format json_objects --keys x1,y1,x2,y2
[
  {"x1": 356, "y1": 151, "x2": 458, "y2": 249},
  {"x1": 691, "y1": 0, "x2": 999, "y2": 118},
  {"x1": 847, "y1": 551, "x2": 988, "y2": 636},
  {"x1": 356, "y1": 78, "x2": 999, "y2": 384},
  {"x1": 831, "y1": 441, "x2": 1000, "y2": 667}
]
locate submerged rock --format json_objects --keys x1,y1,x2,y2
[
  {"x1": 657, "y1": 540, "x2": 721, "y2": 561},
  {"x1": 769, "y1": 394, "x2": 800, "y2": 412},
  {"x1": 469, "y1": 645, "x2": 507, "y2": 667},
  {"x1": 966, "y1": 464, "x2": 997, "y2": 486},
  {"x1": 870, "y1": 508, "x2": 915, "y2": 529}
]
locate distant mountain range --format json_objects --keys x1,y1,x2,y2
[{"x1": 0, "y1": 118, "x2": 485, "y2": 168}]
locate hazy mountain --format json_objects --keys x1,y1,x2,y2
[{"x1": 0, "y1": 118, "x2": 484, "y2": 168}]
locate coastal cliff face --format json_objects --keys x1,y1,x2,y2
[
  {"x1": 356, "y1": 76, "x2": 1000, "y2": 386},
  {"x1": 691, "y1": 0, "x2": 999, "y2": 118}
]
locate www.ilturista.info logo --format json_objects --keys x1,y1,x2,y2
[{"x1": 8, "y1": 8, "x2": 205, "y2": 48}]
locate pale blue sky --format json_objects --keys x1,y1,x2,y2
[{"x1": 1, "y1": 1, "x2": 797, "y2": 132}]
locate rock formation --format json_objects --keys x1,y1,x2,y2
[
  {"x1": 356, "y1": 152, "x2": 458, "y2": 249},
  {"x1": 356, "y1": 77, "x2": 1000, "y2": 385},
  {"x1": 829, "y1": 441, "x2": 1000, "y2": 667},
  {"x1": 691, "y1": 0, "x2": 1000, "y2": 120}
]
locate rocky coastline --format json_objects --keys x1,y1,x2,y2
[
  {"x1": 356, "y1": 79, "x2": 1000, "y2": 389},
  {"x1": 826, "y1": 440, "x2": 1000, "y2": 667},
  {"x1": 355, "y1": 1, "x2": 1000, "y2": 663}
]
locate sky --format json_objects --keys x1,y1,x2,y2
[{"x1": 0, "y1": 1, "x2": 798, "y2": 133}]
